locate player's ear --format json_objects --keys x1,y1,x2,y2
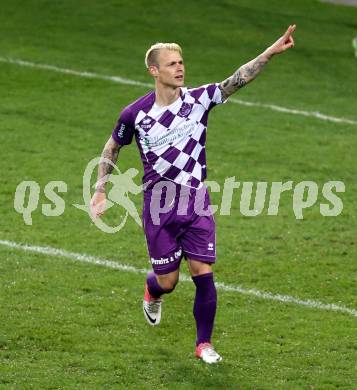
[{"x1": 148, "y1": 65, "x2": 159, "y2": 78}]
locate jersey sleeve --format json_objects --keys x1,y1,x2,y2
[
  {"x1": 111, "y1": 106, "x2": 135, "y2": 145},
  {"x1": 188, "y1": 83, "x2": 227, "y2": 112}
]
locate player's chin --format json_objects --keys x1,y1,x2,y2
[{"x1": 174, "y1": 77, "x2": 184, "y2": 86}]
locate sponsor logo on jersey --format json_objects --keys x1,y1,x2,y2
[
  {"x1": 117, "y1": 123, "x2": 126, "y2": 138},
  {"x1": 141, "y1": 120, "x2": 195, "y2": 149}
]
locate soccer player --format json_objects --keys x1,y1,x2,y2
[{"x1": 90, "y1": 25, "x2": 296, "y2": 364}]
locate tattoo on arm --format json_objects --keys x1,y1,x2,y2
[
  {"x1": 219, "y1": 53, "x2": 271, "y2": 100},
  {"x1": 96, "y1": 137, "x2": 122, "y2": 192}
]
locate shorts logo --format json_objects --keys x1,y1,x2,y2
[
  {"x1": 208, "y1": 242, "x2": 214, "y2": 251},
  {"x1": 117, "y1": 123, "x2": 126, "y2": 138},
  {"x1": 150, "y1": 248, "x2": 182, "y2": 265},
  {"x1": 178, "y1": 102, "x2": 193, "y2": 118}
]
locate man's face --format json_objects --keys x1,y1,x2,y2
[{"x1": 150, "y1": 49, "x2": 185, "y2": 88}]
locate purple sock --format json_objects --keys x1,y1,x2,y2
[
  {"x1": 146, "y1": 271, "x2": 172, "y2": 298},
  {"x1": 192, "y1": 272, "x2": 217, "y2": 346}
]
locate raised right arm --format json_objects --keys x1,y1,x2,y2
[{"x1": 218, "y1": 25, "x2": 296, "y2": 101}]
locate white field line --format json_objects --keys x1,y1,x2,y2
[
  {"x1": 0, "y1": 56, "x2": 153, "y2": 88},
  {"x1": 1, "y1": 56, "x2": 357, "y2": 126},
  {"x1": 1, "y1": 239, "x2": 356, "y2": 318},
  {"x1": 229, "y1": 97, "x2": 357, "y2": 125}
]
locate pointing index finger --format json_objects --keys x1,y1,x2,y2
[{"x1": 284, "y1": 24, "x2": 296, "y2": 38}]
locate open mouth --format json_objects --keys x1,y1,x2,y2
[{"x1": 175, "y1": 75, "x2": 184, "y2": 80}]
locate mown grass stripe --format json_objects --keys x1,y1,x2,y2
[
  {"x1": 1, "y1": 239, "x2": 356, "y2": 317},
  {"x1": 1, "y1": 56, "x2": 356, "y2": 126}
]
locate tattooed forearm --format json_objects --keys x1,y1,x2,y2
[
  {"x1": 219, "y1": 53, "x2": 271, "y2": 100},
  {"x1": 96, "y1": 136, "x2": 122, "y2": 192}
]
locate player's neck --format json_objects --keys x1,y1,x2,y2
[{"x1": 154, "y1": 85, "x2": 181, "y2": 107}]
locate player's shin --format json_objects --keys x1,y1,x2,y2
[{"x1": 192, "y1": 272, "x2": 217, "y2": 345}]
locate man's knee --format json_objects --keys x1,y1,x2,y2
[
  {"x1": 157, "y1": 274, "x2": 179, "y2": 292},
  {"x1": 188, "y1": 259, "x2": 213, "y2": 276}
]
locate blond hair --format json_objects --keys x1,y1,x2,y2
[{"x1": 145, "y1": 42, "x2": 182, "y2": 68}]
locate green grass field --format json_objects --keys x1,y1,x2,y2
[{"x1": 1, "y1": 0, "x2": 356, "y2": 388}]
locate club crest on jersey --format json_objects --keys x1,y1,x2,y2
[
  {"x1": 178, "y1": 102, "x2": 193, "y2": 118},
  {"x1": 139, "y1": 116, "x2": 155, "y2": 131}
]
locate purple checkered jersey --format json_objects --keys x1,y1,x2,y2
[{"x1": 111, "y1": 83, "x2": 226, "y2": 190}]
